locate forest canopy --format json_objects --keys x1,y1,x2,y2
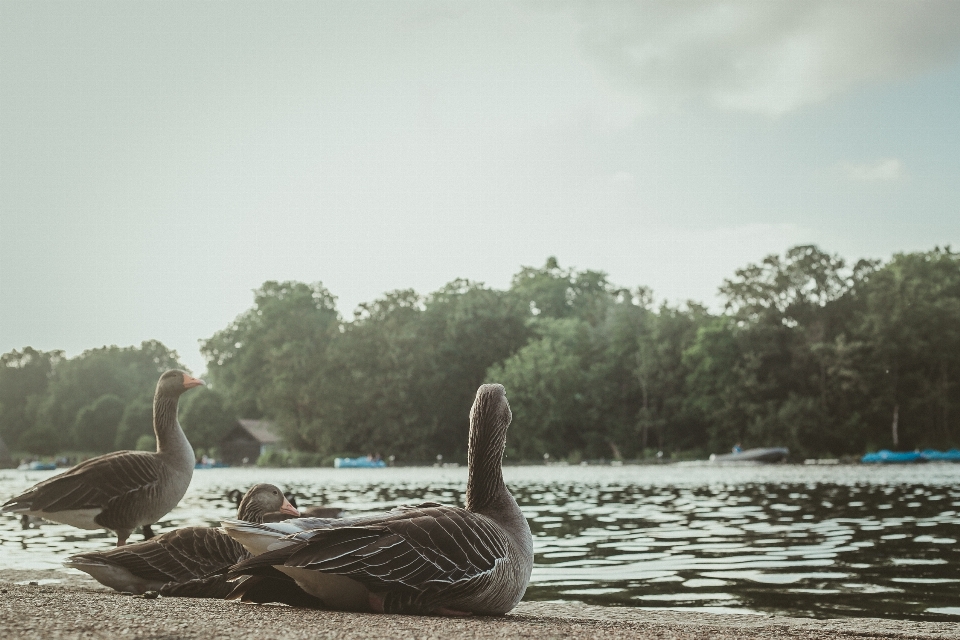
[{"x1": 3, "y1": 245, "x2": 959, "y2": 462}]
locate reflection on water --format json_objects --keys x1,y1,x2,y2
[{"x1": 2, "y1": 464, "x2": 959, "y2": 621}]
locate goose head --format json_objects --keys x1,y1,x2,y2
[
  {"x1": 470, "y1": 384, "x2": 511, "y2": 440},
  {"x1": 237, "y1": 484, "x2": 300, "y2": 523},
  {"x1": 156, "y1": 370, "x2": 205, "y2": 398}
]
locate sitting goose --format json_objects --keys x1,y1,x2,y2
[
  {"x1": 65, "y1": 483, "x2": 308, "y2": 600},
  {"x1": 2, "y1": 370, "x2": 203, "y2": 546},
  {"x1": 224, "y1": 383, "x2": 533, "y2": 616},
  {"x1": 227, "y1": 489, "x2": 343, "y2": 520}
]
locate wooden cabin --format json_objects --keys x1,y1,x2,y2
[{"x1": 218, "y1": 419, "x2": 282, "y2": 466}]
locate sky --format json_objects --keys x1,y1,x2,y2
[{"x1": 2, "y1": 1, "x2": 960, "y2": 374}]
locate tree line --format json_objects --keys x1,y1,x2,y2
[{"x1": 2, "y1": 245, "x2": 958, "y2": 463}]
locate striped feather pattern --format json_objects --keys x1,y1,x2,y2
[
  {"x1": 4, "y1": 452, "x2": 163, "y2": 515},
  {"x1": 65, "y1": 483, "x2": 319, "y2": 602},
  {"x1": 2, "y1": 373, "x2": 200, "y2": 543},
  {"x1": 226, "y1": 383, "x2": 533, "y2": 616},
  {"x1": 70, "y1": 527, "x2": 250, "y2": 585},
  {"x1": 230, "y1": 504, "x2": 509, "y2": 613}
]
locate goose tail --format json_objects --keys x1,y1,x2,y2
[{"x1": 64, "y1": 556, "x2": 165, "y2": 594}]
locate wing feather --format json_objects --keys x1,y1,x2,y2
[
  {"x1": 3, "y1": 451, "x2": 164, "y2": 515},
  {"x1": 69, "y1": 527, "x2": 248, "y2": 585},
  {"x1": 231, "y1": 504, "x2": 509, "y2": 602}
]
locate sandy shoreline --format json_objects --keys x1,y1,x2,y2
[{"x1": 0, "y1": 570, "x2": 954, "y2": 639}]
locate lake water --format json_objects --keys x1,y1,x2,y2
[{"x1": 2, "y1": 464, "x2": 959, "y2": 621}]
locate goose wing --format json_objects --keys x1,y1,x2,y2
[
  {"x1": 2, "y1": 451, "x2": 163, "y2": 515},
  {"x1": 69, "y1": 526, "x2": 248, "y2": 585},
  {"x1": 230, "y1": 503, "x2": 509, "y2": 612}
]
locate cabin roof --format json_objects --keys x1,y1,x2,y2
[{"x1": 230, "y1": 419, "x2": 282, "y2": 445}]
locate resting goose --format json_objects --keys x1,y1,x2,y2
[
  {"x1": 2, "y1": 370, "x2": 203, "y2": 546},
  {"x1": 227, "y1": 489, "x2": 344, "y2": 520},
  {"x1": 64, "y1": 483, "x2": 306, "y2": 599},
  {"x1": 224, "y1": 383, "x2": 533, "y2": 616}
]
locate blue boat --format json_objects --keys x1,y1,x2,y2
[
  {"x1": 920, "y1": 448, "x2": 960, "y2": 462},
  {"x1": 862, "y1": 448, "x2": 960, "y2": 463},
  {"x1": 195, "y1": 461, "x2": 229, "y2": 469},
  {"x1": 16, "y1": 461, "x2": 57, "y2": 471},
  {"x1": 334, "y1": 456, "x2": 386, "y2": 469},
  {"x1": 861, "y1": 450, "x2": 923, "y2": 464}
]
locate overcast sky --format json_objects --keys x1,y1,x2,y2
[{"x1": 2, "y1": 1, "x2": 960, "y2": 374}]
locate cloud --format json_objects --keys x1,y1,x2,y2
[
  {"x1": 568, "y1": 1, "x2": 960, "y2": 116},
  {"x1": 840, "y1": 158, "x2": 905, "y2": 182}
]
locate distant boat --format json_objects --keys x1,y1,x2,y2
[
  {"x1": 861, "y1": 449, "x2": 960, "y2": 463},
  {"x1": 195, "y1": 461, "x2": 229, "y2": 469},
  {"x1": 861, "y1": 450, "x2": 922, "y2": 464},
  {"x1": 334, "y1": 456, "x2": 386, "y2": 469},
  {"x1": 17, "y1": 461, "x2": 57, "y2": 471},
  {"x1": 710, "y1": 447, "x2": 789, "y2": 463},
  {"x1": 920, "y1": 448, "x2": 960, "y2": 462}
]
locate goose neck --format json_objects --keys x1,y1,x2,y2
[
  {"x1": 153, "y1": 394, "x2": 191, "y2": 459},
  {"x1": 465, "y1": 430, "x2": 507, "y2": 514},
  {"x1": 237, "y1": 501, "x2": 265, "y2": 523}
]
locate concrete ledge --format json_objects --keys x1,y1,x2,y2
[{"x1": 0, "y1": 573, "x2": 953, "y2": 639}]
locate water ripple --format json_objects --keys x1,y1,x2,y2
[{"x1": 2, "y1": 464, "x2": 959, "y2": 620}]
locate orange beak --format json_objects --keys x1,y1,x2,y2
[
  {"x1": 279, "y1": 497, "x2": 300, "y2": 517},
  {"x1": 183, "y1": 374, "x2": 206, "y2": 389}
]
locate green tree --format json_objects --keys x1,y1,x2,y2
[
  {"x1": 114, "y1": 397, "x2": 154, "y2": 451},
  {"x1": 492, "y1": 291, "x2": 708, "y2": 461},
  {"x1": 685, "y1": 245, "x2": 872, "y2": 457},
  {"x1": 74, "y1": 394, "x2": 125, "y2": 453},
  {"x1": 0, "y1": 348, "x2": 63, "y2": 447},
  {"x1": 201, "y1": 281, "x2": 340, "y2": 423},
  {"x1": 17, "y1": 425, "x2": 60, "y2": 455},
  {"x1": 412, "y1": 281, "x2": 532, "y2": 459},
  {"x1": 316, "y1": 289, "x2": 428, "y2": 458},
  {"x1": 509, "y1": 257, "x2": 612, "y2": 324},
  {"x1": 177, "y1": 247, "x2": 958, "y2": 463},
  {"x1": 632, "y1": 300, "x2": 711, "y2": 454},
  {"x1": 221, "y1": 280, "x2": 535, "y2": 463},
  {"x1": 201, "y1": 281, "x2": 341, "y2": 457},
  {"x1": 490, "y1": 318, "x2": 594, "y2": 460},
  {"x1": 22, "y1": 341, "x2": 182, "y2": 454},
  {"x1": 180, "y1": 387, "x2": 237, "y2": 450},
  {"x1": 134, "y1": 435, "x2": 156, "y2": 451},
  {"x1": 855, "y1": 247, "x2": 960, "y2": 449}
]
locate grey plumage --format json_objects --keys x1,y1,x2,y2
[
  {"x1": 2, "y1": 370, "x2": 203, "y2": 546},
  {"x1": 65, "y1": 483, "x2": 309, "y2": 601},
  {"x1": 228, "y1": 489, "x2": 344, "y2": 520},
  {"x1": 225, "y1": 383, "x2": 533, "y2": 616}
]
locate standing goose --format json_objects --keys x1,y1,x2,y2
[
  {"x1": 224, "y1": 383, "x2": 533, "y2": 616},
  {"x1": 2, "y1": 370, "x2": 203, "y2": 546},
  {"x1": 64, "y1": 483, "x2": 308, "y2": 600}
]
